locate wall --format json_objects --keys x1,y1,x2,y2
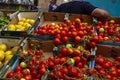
[
  {"x1": 38, "y1": 0, "x2": 62, "y2": 12},
  {"x1": 38, "y1": 0, "x2": 120, "y2": 17},
  {"x1": 85, "y1": 0, "x2": 120, "y2": 17}
]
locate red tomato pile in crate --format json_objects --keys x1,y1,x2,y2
[
  {"x1": 94, "y1": 55, "x2": 120, "y2": 79},
  {"x1": 5, "y1": 43, "x2": 97, "y2": 80},
  {"x1": 5, "y1": 17, "x2": 120, "y2": 80},
  {"x1": 33, "y1": 18, "x2": 96, "y2": 44},
  {"x1": 96, "y1": 20, "x2": 120, "y2": 42}
]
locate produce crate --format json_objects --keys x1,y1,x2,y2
[
  {"x1": 22, "y1": 37, "x2": 54, "y2": 53},
  {"x1": 96, "y1": 44, "x2": 120, "y2": 59},
  {"x1": 1, "y1": 11, "x2": 40, "y2": 37},
  {"x1": 0, "y1": 37, "x2": 54, "y2": 78},
  {"x1": 0, "y1": 36, "x2": 22, "y2": 77},
  {"x1": 88, "y1": 44, "x2": 120, "y2": 79},
  {"x1": 68, "y1": 13, "x2": 93, "y2": 24},
  {"x1": 32, "y1": 12, "x2": 67, "y2": 39},
  {"x1": 95, "y1": 17, "x2": 120, "y2": 44},
  {"x1": 2, "y1": 37, "x2": 95, "y2": 80}
]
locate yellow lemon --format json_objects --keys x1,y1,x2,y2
[
  {"x1": 29, "y1": 19, "x2": 35, "y2": 25},
  {"x1": 5, "y1": 50, "x2": 12, "y2": 56},
  {"x1": 5, "y1": 54, "x2": 13, "y2": 61},
  {"x1": 0, "y1": 61, "x2": 2, "y2": 65},
  {"x1": 19, "y1": 27, "x2": 26, "y2": 31},
  {"x1": 20, "y1": 18, "x2": 26, "y2": 22},
  {"x1": 0, "y1": 44, "x2": 7, "y2": 51},
  {"x1": 15, "y1": 25, "x2": 22, "y2": 29},
  {"x1": 25, "y1": 19, "x2": 30, "y2": 23},
  {"x1": 23, "y1": 23, "x2": 32, "y2": 29},
  {"x1": 18, "y1": 21, "x2": 24, "y2": 25},
  {"x1": 0, "y1": 50, "x2": 4, "y2": 61},
  {"x1": 7, "y1": 24, "x2": 16, "y2": 31}
]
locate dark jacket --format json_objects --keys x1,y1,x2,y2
[{"x1": 53, "y1": 1, "x2": 97, "y2": 15}]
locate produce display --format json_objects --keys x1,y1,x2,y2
[
  {"x1": 0, "y1": 43, "x2": 18, "y2": 66},
  {"x1": 7, "y1": 18, "x2": 35, "y2": 31},
  {"x1": 0, "y1": 12, "x2": 120, "y2": 80},
  {"x1": 94, "y1": 55, "x2": 120, "y2": 79},
  {"x1": 95, "y1": 20, "x2": 120, "y2": 42},
  {"x1": 0, "y1": 17, "x2": 9, "y2": 29},
  {"x1": 5, "y1": 43, "x2": 93, "y2": 80},
  {"x1": 33, "y1": 18, "x2": 95, "y2": 43}
]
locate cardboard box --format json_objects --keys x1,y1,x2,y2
[
  {"x1": 96, "y1": 44, "x2": 120, "y2": 59},
  {"x1": 0, "y1": 37, "x2": 22, "y2": 77},
  {"x1": 32, "y1": 12, "x2": 66, "y2": 39},
  {"x1": 23, "y1": 38, "x2": 54, "y2": 52},
  {"x1": 69, "y1": 14, "x2": 93, "y2": 24},
  {"x1": 40, "y1": 12, "x2": 66, "y2": 25},
  {"x1": 1, "y1": 11, "x2": 39, "y2": 37}
]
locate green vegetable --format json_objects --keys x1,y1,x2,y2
[{"x1": 0, "y1": 17, "x2": 10, "y2": 29}]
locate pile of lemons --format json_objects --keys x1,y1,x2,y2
[
  {"x1": 7, "y1": 18, "x2": 35, "y2": 31},
  {"x1": 0, "y1": 43, "x2": 18, "y2": 66}
]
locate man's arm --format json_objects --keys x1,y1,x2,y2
[{"x1": 91, "y1": 8, "x2": 111, "y2": 19}]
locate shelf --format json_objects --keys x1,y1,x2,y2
[{"x1": 0, "y1": 2, "x2": 34, "y2": 6}]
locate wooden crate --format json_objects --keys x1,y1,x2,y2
[
  {"x1": 69, "y1": 13, "x2": 93, "y2": 24},
  {"x1": 96, "y1": 44, "x2": 120, "y2": 59},
  {"x1": 1, "y1": 11, "x2": 39, "y2": 37}
]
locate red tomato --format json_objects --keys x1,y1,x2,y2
[
  {"x1": 65, "y1": 19, "x2": 71, "y2": 25},
  {"x1": 60, "y1": 47, "x2": 68, "y2": 56},
  {"x1": 24, "y1": 74, "x2": 32, "y2": 80},
  {"x1": 6, "y1": 71, "x2": 14, "y2": 78},
  {"x1": 49, "y1": 30, "x2": 55, "y2": 36},
  {"x1": 97, "y1": 21, "x2": 102, "y2": 26},
  {"x1": 87, "y1": 68, "x2": 95, "y2": 76},
  {"x1": 49, "y1": 56, "x2": 54, "y2": 61},
  {"x1": 77, "y1": 31, "x2": 84, "y2": 37},
  {"x1": 67, "y1": 31, "x2": 71, "y2": 37},
  {"x1": 55, "y1": 34, "x2": 61, "y2": 39},
  {"x1": 62, "y1": 36, "x2": 68, "y2": 43},
  {"x1": 61, "y1": 30, "x2": 67, "y2": 37},
  {"x1": 39, "y1": 67, "x2": 46, "y2": 75},
  {"x1": 76, "y1": 62, "x2": 83, "y2": 68},
  {"x1": 90, "y1": 42, "x2": 96, "y2": 48},
  {"x1": 53, "y1": 38, "x2": 61, "y2": 46},
  {"x1": 48, "y1": 61, "x2": 55, "y2": 69},
  {"x1": 74, "y1": 18, "x2": 81, "y2": 24},
  {"x1": 30, "y1": 69, "x2": 38, "y2": 78},
  {"x1": 73, "y1": 56, "x2": 80, "y2": 64},
  {"x1": 35, "y1": 50, "x2": 42, "y2": 56},
  {"x1": 49, "y1": 72, "x2": 55, "y2": 78},
  {"x1": 27, "y1": 50, "x2": 32, "y2": 56},
  {"x1": 96, "y1": 57, "x2": 105, "y2": 65},
  {"x1": 74, "y1": 36, "x2": 81, "y2": 43},
  {"x1": 22, "y1": 69, "x2": 30, "y2": 75},
  {"x1": 72, "y1": 49, "x2": 80, "y2": 57},
  {"x1": 70, "y1": 68, "x2": 79, "y2": 77},
  {"x1": 99, "y1": 70, "x2": 106, "y2": 75},
  {"x1": 15, "y1": 72, "x2": 23, "y2": 79},
  {"x1": 14, "y1": 65, "x2": 22, "y2": 73},
  {"x1": 59, "y1": 57, "x2": 67, "y2": 64},
  {"x1": 56, "y1": 71, "x2": 63, "y2": 79},
  {"x1": 34, "y1": 30, "x2": 38, "y2": 34},
  {"x1": 71, "y1": 31, "x2": 77, "y2": 38},
  {"x1": 95, "y1": 65, "x2": 102, "y2": 71},
  {"x1": 106, "y1": 74, "x2": 113, "y2": 79},
  {"x1": 115, "y1": 56, "x2": 120, "y2": 62},
  {"x1": 110, "y1": 70, "x2": 118, "y2": 77},
  {"x1": 103, "y1": 62, "x2": 112, "y2": 69},
  {"x1": 61, "y1": 68, "x2": 68, "y2": 75},
  {"x1": 92, "y1": 36, "x2": 99, "y2": 43}
]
